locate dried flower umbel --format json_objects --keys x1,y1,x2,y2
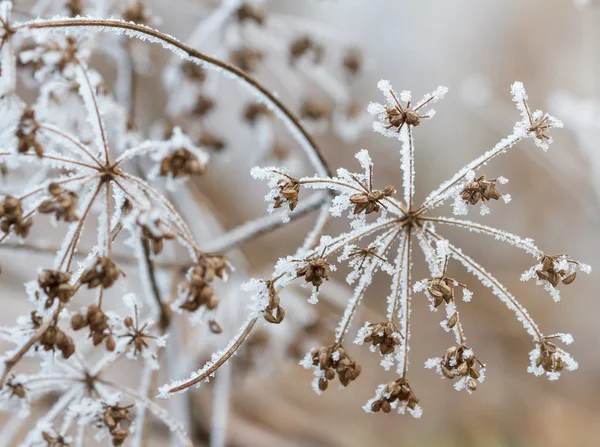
[
  {"x1": 163, "y1": 79, "x2": 589, "y2": 421},
  {"x1": 0, "y1": 0, "x2": 592, "y2": 443}
]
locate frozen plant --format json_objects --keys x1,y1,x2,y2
[
  {"x1": 161, "y1": 79, "x2": 590, "y2": 418},
  {"x1": 0, "y1": 1, "x2": 340, "y2": 444}
]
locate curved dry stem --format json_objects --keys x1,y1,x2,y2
[
  {"x1": 13, "y1": 17, "x2": 331, "y2": 177},
  {"x1": 167, "y1": 317, "x2": 258, "y2": 394}
]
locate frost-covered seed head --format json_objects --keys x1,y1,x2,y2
[
  {"x1": 0, "y1": 195, "x2": 33, "y2": 237},
  {"x1": 37, "y1": 269, "x2": 75, "y2": 308},
  {"x1": 460, "y1": 175, "x2": 502, "y2": 205},
  {"x1": 349, "y1": 185, "x2": 395, "y2": 215},
  {"x1": 289, "y1": 36, "x2": 324, "y2": 64},
  {"x1": 15, "y1": 108, "x2": 43, "y2": 156},
  {"x1": 300, "y1": 98, "x2": 332, "y2": 121},
  {"x1": 297, "y1": 257, "x2": 331, "y2": 288},
  {"x1": 370, "y1": 377, "x2": 419, "y2": 413},
  {"x1": 236, "y1": 3, "x2": 267, "y2": 25},
  {"x1": 80, "y1": 257, "x2": 124, "y2": 290},
  {"x1": 274, "y1": 177, "x2": 300, "y2": 211},
  {"x1": 39, "y1": 184, "x2": 80, "y2": 222},
  {"x1": 229, "y1": 47, "x2": 264, "y2": 73},
  {"x1": 360, "y1": 321, "x2": 402, "y2": 355},
  {"x1": 310, "y1": 344, "x2": 361, "y2": 389}
]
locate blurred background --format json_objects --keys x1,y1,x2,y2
[{"x1": 3, "y1": 0, "x2": 600, "y2": 446}]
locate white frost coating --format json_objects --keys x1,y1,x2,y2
[
  {"x1": 520, "y1": 255, "x2": 591, "y2": 302},
  {"x1": 436, "y1": 234, "x2": 542, "y2": 342},
  {"x1": 430, "y1": 217, "x2": 543, "y2": 258},
  {"x1": 423, "y1": 82, "x2": 561, "y2": 211},
  {"x1": 334, "y1": 230, "x2": 399, "y2": 343},
  {"x1": 363, "y1": 383, "x2": 423, "y2": 418},
  {"x1": 527, "y1": 344, "x2": 578, "y2": 381},
  {"x1": 74, "y1": 63, "x2": 110, "y2": 163},
  {"x1": 368, "y1": 80, "x2": 447, "y2": 141},
  {"x1": 158, "y1": 277, "x2": 270, "y2": 398}
]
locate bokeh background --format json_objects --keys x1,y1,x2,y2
[{"x1": 3, "y1": 1, "x2": 600, "y2": 446}]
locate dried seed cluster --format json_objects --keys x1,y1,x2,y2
[
  {"x1": 296, "y1": 257, "x2": 331, "y2": 289},
  {"x1": 440, "y1": 345, "x2": 482, "y2": 391},
  {"x1": 138, "y1": 216, "x2": 175, "y2": 256},
  {"x1": 72, "y1": 305, "x2": 115, "y2": 351},
  {"x1": 360, "y1": 322, "x2": 402, "y2": 355},
  {"x1": 289, "y1": 36, "x2": 324, "y2": 64},
  {"x1": 159, "y1": 148, "x2": 206, "y2": 178},
  {"x1": 102, "y1": 404, "x2": 132, "y2": 446},
  {"x1": 536, "y1": 341, "x2": 566, "y2": 374},
  {"x1": 350, "y1": 185, "x2": 395, "y2": 215},
  {"x1": 263, "y1": 280, "x2": 285, "y2": 324},
  {"x1": 0, "y1": 195, "x2": 33, "y2": 237},
  {"x1": 536, "y1": 255, "x2": 577, "y2": 287},
  {"x1": 274, "y1": 177, "x2": 300, "y2": 211},
  {"x1": 80, "y1": 257, "x2": 123, "y2": 289},
  {"x1": 310, "y1": 344, "x2": 361, "y2": 391},
  {"x1": 37, "y1": 269, "x2": 75, "y2": 308},
  {"x1": 460, "y1": 175, "x2": 501, "y2": 205},
  {"x1": 16, "y1": 108, "x2": 42, "y2": 156},
  {"x1": 370, "y1": 378, "x2": 419, "y2": 413},
  {"x1": 179, "y1": 255, "x2": 229, "y2": 312},
  {"x1": 39, "y1": 325, "x2": 75, "y2": 359},
  {"x1": 39, "y1": 183, "x2": 79, "y2": 222}
]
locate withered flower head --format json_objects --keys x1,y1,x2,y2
[
  {"x1": 274, "y1": 177, "x2": 300, "y2": 211},
  {"x1": 16, "y1": 108, "x2": 43, "y2": 156},
  {"x1": 80, "y1": 257, "x2": 124, "y2": 289},
  {"x1": 236, "y1": 3, "x2": 266, "y2": 25},
  {"x1": 0, "y1": 195, "x2": 33, "y2": 238},
  {"x1": 191, "y1": 95, "x2": 215, "y2": 118},
  {"x1": 197, "y1": 132, "x2": 225, "y2": 152},
  {"x1": 179, "y1": 254, "x2": 229, "y2": 312},
  {"x1": 536, "y1": 254, "x2": 577, "y2": 288},
  {"x1": 300, "y1": 99, "x2": 332, "y2": 122},
  {"x1": 243, "y1": 102, "x2": 272, "y2": 124},
  {"x1": 181, "y1": 60, "x2": 206, "y2": 83},
  {"x1": 289, "y1": 36, "x2": 324, "y2": 64},
  {"x1": 71, "y1": 305, "x2": 115, "y2": 351},
  {"x1": 39, "y1": 325, "x2": 75, "y2": 359},
  {"x1": 343, "y1": 47, "x2": 363, "y2": 76},
  {"x1": 122, "y1": 314, "x2": 156, "y2": 355},
  {"x1": 296, "y1": 257, "x2": 330, "y2": 289},
  {"x1": 360, "y1": 321, "x2": 402, "y2": 355},
  {"x1": 159, "y1": 148, "x2": 206, "y2": 178},
  {"x1": 427, "y1": 276, "x2": 457, "y2": 308},
  {"x1": 350, "y1": 185, "x2": 395, "y2": 215},
  {"x1": 42, "y1": 432, "x2": 70, "y2": 447},
  {"x1": 263, "y1": 280, "x2": 285, "y2": 324},
  {"x1": 535, "y1": 340, "x2": 566, "y2": 374},
  {"x1": 65, "y1": 0, "x2": 83, "y2": 17},
  {"x1": 37, "y1": 269, "x2": 75, "y2": 308},
  {"x1": 370, "y1": 377, "x2": 419, "y2": 413},
  {"x1": 137, "y1": 215, "x2": 176, "y2": 256},
  {"x1": 460, "y1": 175, "x2": 501, "y2": 206},
  {"x1": 122, "y1": 1, "x2": 151, "y2": 24},
  {"x1": 229, "y1": 47, "x2": 263, "y2": 73},
  {"x1": 6, "y1": 377, "x2": 26, "y2": 399},
  {"x1": 102, "y1": 403, "x2": 133, "y2": 447},
  {"x1": 310, "y1": 344, "x2": 361, "y2": 391},
  {"x1": 39, "y1": 183, "x2": 79, "y2": 222},
  {"x1": 439, "y1": 345, "x2": 483, "y2": 390}
]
